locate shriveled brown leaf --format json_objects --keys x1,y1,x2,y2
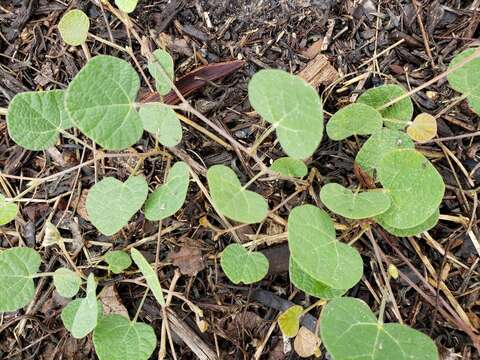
[
  {"x1": 75, "y1": 189, "x2": 89, "y2": 221},
  {"x1": 168, "y1": 245, "x2": 205, "y2": 276},
  {"x1": 293, "y1": 327, "x2": 320, "y2": 358},
  {"x1": 99, "y1": 285, "x2": 129, "y2": 319}
]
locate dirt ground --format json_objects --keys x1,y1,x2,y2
[{"x1": 1, "y1": 0, "x2": 480, "y2": 359}]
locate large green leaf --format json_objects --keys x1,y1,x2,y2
[
  {"x1": 131, "y1": 248, "x2": 165, "y2": 306},
  {"x1": 65, "y1": 55, "x2": 143, "y2": 150},
  {"x1": 105, "y1": 250, "x2": 132, "y2": 274},
  {"x1": 0, "y1": 247, "x2": 41, "y2": 312},
  {"x1": 248, "y1": 69, "x2": 323, "y2": 159},
  {"x1": 320, "y1": 183, "x2": 391, "y2": 219},
  {"x1": 93, "y1": 315, "x2": 157, "y2": 360},
  {"x1": 376, "y1": 149, "x2": 444, "y2": 229},
  {"x1": 7, "y1": 90, "x2": 71, "y2": 150},
  {"x1": 139, "y1": 103, "x2": 182, "y2": 147},
  {"x1": 320, "y1": 297, "x2": 439, "y2": 360},
  {"x1": 58, "y1": 9, "x2": 90, "y2": 46},
  {"x1": 270, "y1": 157, "x2": 308, "y2": 178},
  {"x1": 326, "y1": 103, "x2": 382, "y2": 140},
  {"x1": 447, "y1": 48, "x2": 480, "y2": 115},
  {"x1": 358, "y1": 84, "x2": 413, "y2": 130},
  {"x1": 86, "y1": 176, "x2": 148, "y2": 236},
  {"x1": 53, "y1": 268, "x2": 81, "y2": 298},
  {"x1": 144, "y1": 162, "x2": 189, "y2": 221},
  {"x1": 0, "y1": 194, "x2": 18, "y2": 226},
  {"x1": 288, "y1": 205, "x2": 363, "y2": 290},
  {"x1": 355, "y1": 128, "x2": 414, "y2": 177},
  {"x1": 220, "y1": 244, "x2": 269, "y2": 284},
  {"x1": 147, "y1": 49, "x2": 174, "y2": 95},
  {"x1": 378, "y1": 209, "x2": 440, "y2": 237}
]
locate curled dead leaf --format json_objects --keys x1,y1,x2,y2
[{"x1": 293, "y1": 327, "x2": 320, "y2": 358}]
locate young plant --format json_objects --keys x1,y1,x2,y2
[
  {"x1": 104, "y1": 250, "x2": 132, "y2": 274},
  {"x1": 270, "y1": 157, "x2": 308, "y2": 178},
  {"x1": 58, "y1": 9, "x2": 90, "y2": 47},
  {"x1": 219, "y1": 244, "x2": 269, "y2": 284},
  {"x1": 326, "y1": 103, "x2": 383, "y2": 140},
  {"x1": 0, "y1": 194, "x2": 18, "y2": 226}
]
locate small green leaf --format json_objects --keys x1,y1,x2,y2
[
  {"x1": 131, "y1": 248, "x2": 165, "y2": 306},
  {"x1": 358, "y1": 84, "x2": 413, "y2": 129},
  {"x1": 288, "y1": 205, "x2": 363, "y2": 290},
  {"x1": 270, "y1": 157, "x2": 308, "y2": 178},
  {"x1": 144, "y1": 162, "x2": 190, "y2": 221},
  {"x1": 248, "y1": 69, "x2": 324, "y2": 159},
  {"x1": 0, "y1": 247, "x2": 41, "y2": 312},
  {"x1": 326, "y1": 103, "x2": 383, "y2": 140},
  {"x1": 0, "y1": 194, "x2": 18, "y2": 226},
  {"x1": 62, "y1": 299, "x2": 103, "y2": 333},
  {"x1": 320, "y1": 183, "x2": 391, "y2": 219},
  {"x1": 447, "y1": 48, "x2": 480, "y2": 115},
  {"x1": 93, "y1": 315, "x2": 157, "y2": 360},
  {"x1": 53, "y1": 268, "x2": 81, "y2": 298},
  {"x1": 58, "y1": 9, "x2": 90, "y2": 46},
  {"x1": 355, "y1": 128, "x2": 414, "y2": 177},
  {"x1": 378, "y1": 209, "x2": 440, "y2": 237},
  {"x1": 148, "y1": 49, "x2": 174, "y2": 95},
  {"x1": 278, "y1": 305, "x2": 303, "y2": 337},
  {"x1": 376, "y1": 149, "x2": 444, "y2": 229},
  {"x1": 86, "y1": 176, "x2": 148, "y2": 236},
  {"x1": 115, "y1": 0, "x2": 139, "y2": 13},
  {"x1": 320, "y1": 297, "x2": 439, "y2": 360},
  {"x1": 105, "y1": 251, "x2": 132, "y2": 274},
  {"x1": 65, "y1": 55, "x2": 143, "y2": 150},
  {"x1": 139, "y1": 103, "x2": 182, "y2": 147},
  {"x1": 7, "y1": 90, "x2": 70, "y2": 150},
  {"x1": 207, "y1": 165, "x2": 268, "y2": 224},
  {"x1": 289, "y1": 258, "x2": 346, "y2": 299},
  {"x1": 220, "y1": 244, "x2": 269, "y2": 284}
]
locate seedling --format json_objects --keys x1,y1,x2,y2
[
  {"x1": 270, "y1": 157, "x2": 308, "y2": 178},
  {"x1": 0, "y1": 194, "x2": 17, "y2": 225},
  {"x1": 407, "y1": 113, "x2": 437, "y2": 142},
  {"x1": 148, "y1": 49, "x2": 175, "y2": 95},
  {"x1": 326, "y1": 103, "x2": 383, "y2": 140},
  {"x1": 53, "y1": 268, "x2": 82, "y2": 298},
  {"x1": 115, "y1": 0, "x2": 139, "y2": 14},
  {"x1": 139, "y1": 103, "x2": 182, "y2": 147},
  {"x1": 219, "y1": 244, "x2": 269, "y2": 284},
  {"x1": 131, "y1": 248, "x2": 165, "y2": 306},
  {"x1": 58, "y1": 9, "x2": 90, "y2": 46},
  {"x1": 104, "y1": 250, "x2": 132, "y2": 274}
]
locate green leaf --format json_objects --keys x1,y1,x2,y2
[
  {"x1": 65, "y1": 55, "x2": 143, "y2": 150},
  {"x1": 248, "y1": 69, "x2": 324, "y2": 159},
  {"x1": 270, "y1": 157, "x2": 308, "y2": 178},
  {"x1": 0, "y1": 247, "x2": 41, "y2": 312},
  {"x1": 320, "y1": 183, "x2": 391, "y2": 219},
  {"x1": 86, "y1": 176, "x2": 148, "y2": 236},
  {"x1": 7, "y1": 90, "x2": 71, "y2": 150},
  {"x1": 358, "y1": 84, "x2": 413, "y2": 130},
  {"x1": 378, "y1": 209, "x2": 440, "y2": 237},
  {"x1": 53, "y1": 268, "x2": 81, "y2": 298},
  {"x1": 326, "y1": 103, "x2": 383, "y2": 140},
  {"x1": 144, "y1": 162, "x2": 190, "y2": 221},
  {"x1": 115, "y1": 0, "x2": 139, "y2": 13},
  {"x1": 289, "y1": 258, "x2": 346, "y2": 299},
  {"x1": 288, "y1": 205, "x2": 363, "y2": 290},
  {"x1": 447, "y1": 48, "x2": 480, "y2": 115},
  {"x1": 105, "y1": 251, "x2": 132, "y2": 274},
  {"x1": 320, "y1": 297, "x2": 439, "y2": 360},
  {"x1": 0, "y1": 194, "x2": 18, "y2": 226},
  {"x1": 131, "y1": 248, "x2": 165, "y2": 306},
  {"x1": 278, "y1": 305, "x2": 303, "y2": 337},
  {"x1": 93, "y1": 315, "x2": 157, "y2": 360},
  {"x1": 62, "y1": 299, "x2": 104, "y2": 333},
  {"x1": 220, "y1": 244, "x2": 269, "y2": 284},
  {"x1": 148, "y1": 49, "x2": 174, "y2": 95},
  {"x1": 139, "y1": 103, "x2": 182, "y2": 147},
  {"x1": 376, "y1": 149, "x2": 444, "y2": 229},
  {"x1": 207, "y1": 165, "x2": 268, "y2": 224},
  {"x1": 355, "y1": 128, "x2": 414, "y2": 177},
  {"x1": 58, "y1": 9, "x2": 90, "y2": 46}
]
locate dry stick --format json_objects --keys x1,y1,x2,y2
[{"x1": 411, "y1": 0, "x2": 434, "y2": 67}]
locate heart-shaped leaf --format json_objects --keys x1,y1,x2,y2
[
  {"x1": 93, "y1": 315, "x2": 157, "y2": 360},
  {"x1": 407, "y1": 113, "x2": 437, "y2": 142},
  {"x1": 105, "y1": 251, "x2": 132, "y2": 274},
  {"x1": 447, "y1": 48, "x2": 480, "y2": 115},
  {"x1": 139, "y1": 103, "x2": 182, "y2": 147},
  {"x1": 326, "y1": 103, "x2": 383, "y2": 140},
  {"x1": 0, "y1": 247, "x2": 41, "y2": 312},
  {"x1": 376, "y1": 149, "x2": 444, "y2": 229},
  {"x1": 220, "y1": 244, "x2": 269, "y2": 284},
  {"x1": 86, "y1": 176, "x2": 148, "y2": 236},
  {"x1": 278, "y1": 305, "x2": 303, "y2": 337},
  {"x1": 288, "y1": 205, "x2": 363, "y2": 290},
  {"x1": 62, "y1": 299, "x2": 104, "y2": 333},
  {"x1": 320, "y1": 183, "x2": 391, "y2": 219},
  {"x1": 147, "y1": 49, "x2": 174, "y2": 95},
  {"x1": 378, "y1": 209, "x2": 440, "y2": 237},
  {"x1": 358, "y1": 84, "x2": 413, "y2": 129},
  {"x1": 131, "y1": 248, "x2": 165, "y2": 306},
  {"x1": 115, "y1": 0, "x2": 139, "y2": 13},
  {"x1": 58, "y1": 9, "x2": 90, "y2": 46},
  {"x1": 270, "y1": 157, "x2": 308, "y2": 178},
  {"x1": 65, "y1": 55, "x2": 143, "y2": 150},
  {"x1": 144, "y1": 162, "x2": 189, "y2": 221},
  {"x1": 7, "y1": 90, "x2": 71, "y2": 150},
  {"x1": 207, "y1": 165, "x2": 268, "y2": 224},
  {"x1": 320, "y1": 297, "x2": 439, "y2": 360},
  {"x1": 53, "y1": 268, "x2": 81, "y2": 298},
  {"x1": 0, "y1": 194, "x2": 17, "y2": 226},
  {"x1": 248, "y1": 69, "x2": 324, "y2": 159},
  {"x1": 355, "y1": 128, "x2": 414, "y2": 177}
]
